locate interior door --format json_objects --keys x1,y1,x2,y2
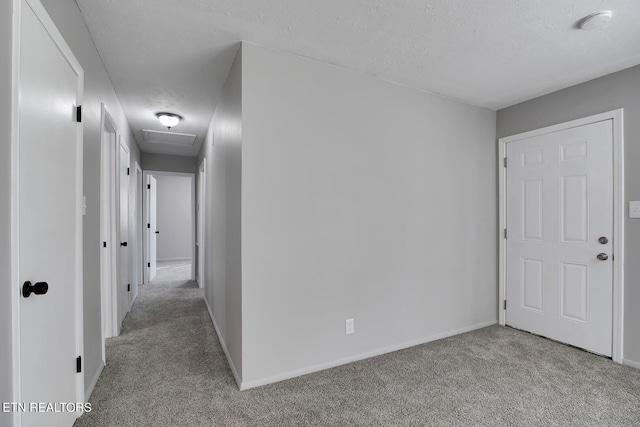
[
  {"x1": 148, "y1": 175, "x2": 158, "y2": 281},
  {"x1": 505, "y1": 120, "x2": 613, "y2": 356},
  {"x1": 117, "y1": 141, "x2": 130, "y2": 329},
  {"x1": 197, "y1": 161, "x2": 206, "y2": 288},
  {"x1": 18, "y1": 0, "x2": 83, "y2": 425}
]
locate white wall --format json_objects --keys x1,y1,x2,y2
[
  {"x1": 155, "y1": 175, "x2": 193, "y2": 261},
  {"x1": 0, "y1": 2, "x2": 14, "y2": 425},
  {"x1": 142, "y1": 153, "x2": 198, "y2": 174},
  {"x1": 239, "y1": 43, "x2": 497, "y2": 387},
  {"x1": 198, "y1": 45, "x2": 243, "y2": 381},
  {"x1": 497, "y1": 64, "x2": 640, "y2": 366},
  {"x1": 40, "y1": 0, "x2": 141, "y2": 399}
]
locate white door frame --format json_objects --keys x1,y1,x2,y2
[
  {"x1": 135, "y1": 162, "x2": 143, "y2": 297},
  {"x1": 498, "y1": 109, "x2": 624, "y2": 363},
  {"x1": 99, "y1": 103, "x2": 118, "y2": 344},
  {"x1": 11, "y1": 0, "x2": 85, "y2": 422},
  {"x1": 197, "y1": 159, "x2": 206, "y2": 289},
  {"x1": 143, "y1": 170, "x2": 197, "y2": 281}
]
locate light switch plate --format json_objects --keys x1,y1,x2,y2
[{"x1": 630, "y1": 201, "x2": 640, "y2": 218}]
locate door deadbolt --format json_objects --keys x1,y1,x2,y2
[
  {"x1": 598, "y1": 236, "x2": 609, "y2": 244},
  {"x1": 597, "y1": 253, "x2": 609, "y2": 261}
]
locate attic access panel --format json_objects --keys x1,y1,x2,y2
[{"x1": 142, "y1": 129, "x2": 197, "y2": 147}]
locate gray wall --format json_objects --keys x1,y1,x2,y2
[
  {"x1": 198, "y1": 46, "x2": 243, "y2": 380},
  {"x1": 155, "y1": 175, "x2": 193, "y2": 261},
  {"x1": 240, "y1": 43, "x2": 497, "y2": 386},
  {"x1": 41, "y1": 0, "x2": 141, "y2": 399},
  {"x1": 0, "y1": 1, "x2": 13, "y2": 425},
  {"x1": 142, "y1": 152, "x2": 198, "y2": 174},
  {"x1": 497, "y1": 64, "x2": 640, "y2": 365}
]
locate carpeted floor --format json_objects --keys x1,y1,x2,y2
[{"x1": 75, "y1": 262, "x2": 640, "y2": 426}]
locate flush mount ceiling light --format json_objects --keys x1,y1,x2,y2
[
  {"x1": 578, "y1": 11, "x2": 612, "y2": 31},
  {"x1": 156, "y1": 112, "x2": 182, "y2": 130}
]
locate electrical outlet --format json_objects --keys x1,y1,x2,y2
[{"x1": 345, "y1": 318, "x2": 354, "y2": 335}]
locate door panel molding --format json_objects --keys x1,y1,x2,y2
[{"x1": 498, "y1": 109, "x2": 624, "y2": 363}]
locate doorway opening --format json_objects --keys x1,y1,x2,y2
[{"x1": 143, "y1": 171, "x2": 196, "y2": 286}]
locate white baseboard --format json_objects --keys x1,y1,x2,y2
[
  {"x1": 157, "y1": 257, "x2": 191, "y2": 262},
  {"x1": 622, "y1": 358, "x2": 640, "y2": 369},
  {"x1": 203, "y1": 298, "x2": 242, "y2": 388},
  {"x1": 240, "y1": 319, "x2": 498, "y2": 391},
  {"x1": 85, "y1": 360, "x2": 105, "y2": 402}
]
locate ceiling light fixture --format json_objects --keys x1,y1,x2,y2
[
  {"x1": 578, "y1": 11, "x2": 612, "y2": 31},
  {"x1": 156, "y1": 112, "x2": 182, "y2": 130}
]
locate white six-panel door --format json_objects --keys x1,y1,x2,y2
[{"x1": 505, "y1": 120, "x2": 613, "y2": 356}]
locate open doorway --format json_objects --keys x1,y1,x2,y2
[{"x1": 143, "y1": 171, "x2": 196, "y2": 285}]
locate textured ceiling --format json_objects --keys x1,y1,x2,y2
[{"x1": 76, "y1": 0, "x2": 640, "y2": 157}]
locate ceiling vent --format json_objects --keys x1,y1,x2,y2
[{"x1": 142, "y1": 129, "x2": 196, "y2": 147}]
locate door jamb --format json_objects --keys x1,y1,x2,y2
[
  {"x1": 10, "y1": 1, "x2": 21, "y2": 424},
  {"x1": 498, "y1": 109, "x2": 624, "y2": 363},
  {"x1": 134, "y1": 162, "x2": 143, "y2": 300}
]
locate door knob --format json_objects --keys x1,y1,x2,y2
[
  {"x1": 120, "y1": 241, "x2": 128, "y2": 247},
  {"x1": 598, "y1": 236, "x2": 609, "y2": 244},
  {"x1": 597, "y1": 253, "x2": 609, "y2": 261},
  {"x1": 22, "y1": 281, "x2": 49, "y2": 298}
]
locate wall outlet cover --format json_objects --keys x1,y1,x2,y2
[
  {"x1": 630, "y1": 201, "x2": 640, "y2": 218},
  {"x1": 345, "y1": 318, "x2": 354, "y2": 335}
]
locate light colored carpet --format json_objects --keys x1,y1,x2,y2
[{"x1": 75, "y1": 264, "x2": 640, "y2": 426}]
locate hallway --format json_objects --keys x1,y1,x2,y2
[{"x1": 74, "y1": 262, "x2": 233, "y2": 425}]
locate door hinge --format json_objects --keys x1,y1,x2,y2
[
  {"x1": 127, "y1": 167, "x2": 130, "y2": 176},
  {"x1": 503, "y1": 300, "x2": 507, "y2": 310},
  {"x1": 127, "y1": 284, "x2": 131, "y2": 292},
  {"x1": 503, "y1": 157, "x2": 507, "y2": 167},
  {"x1": 76, "y1": 356, "x2": 82, "y2": 373},
  {"x1": 504, "y1": 229, "x2": 507, "y2": 239},
  {"x1": 103, "y1": 241, "x2": 107, "y2": 248},
  {"x1": 148, "y1": 262, "x2": 151, "y2": 268},
  {"x1": 76, "y1": 105, "x2": 82, "y2": 123},
  {"x1": 147, "y1": 184, "x2": 151, "y2": 189},
  {"x1": 147, "y1": 223, "x2": 150, "y2": 229}
]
